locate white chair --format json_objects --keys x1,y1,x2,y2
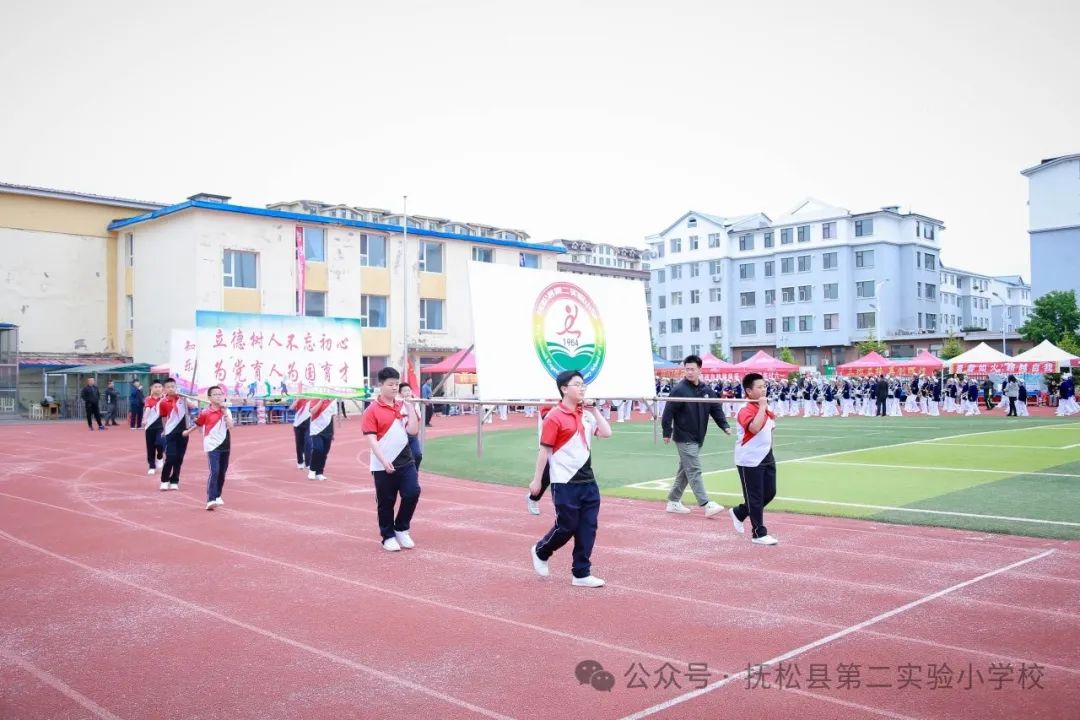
[
  {"x1": 0, "y1": 397, "x2": 15, "y2": 413},
  {"x1": 29, "y1": 404, "x2": 44, "y2": 420}
]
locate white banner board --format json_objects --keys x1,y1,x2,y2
[
  {"x1": 167, "y1": 329, "x2": 198, "y2": 394},
  {"x1": 195, "y1": 310, "x2": 363, "y2": 395},
  {"x1": 467, "y1": 262, "x2": 654, "y2": 400}
]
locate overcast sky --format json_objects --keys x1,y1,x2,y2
[{"x1": 2, "y1": 0, "x2": 1077, "y2": 278}]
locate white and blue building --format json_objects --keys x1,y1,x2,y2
[{"x1": 1023, "y1": 153, "x2": 1080, "y2": 301}]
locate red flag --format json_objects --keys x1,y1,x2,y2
[{"x1": 295, "y1": 226, "x2": 306, "y2": 315}]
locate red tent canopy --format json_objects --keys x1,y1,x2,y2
[
  {"x1": 421, "y1": 348, "x2": 476, "y2": 374},
  {"x1": 734, "y1": 351, "x2": 799, "y2": 375},
  {"x1": 893, "y1": 349, "x2": 944, "y2": 371},
  {"x1": 699, "y1": 352, "x2": 738, "y2": 372},
  {"x1": 837, "y1": 351, "x2": 892, "y2": 373}
]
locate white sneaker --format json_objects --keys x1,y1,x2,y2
[
  {"x1": 206, "y1": 501, "x2": 216, "y2": 511},
  {"x1": 169, "y1": 483, "x2": 178, "y2": 490},
  {"x1": 526, "y1": 494, "x2": 540, "y2": 516},
  {"x1": 159, "y1": 482, "x2": 169, "y2": 491},
  {"x1": 395, "y1": 530, "x2": 415, "y2": 549},
  {"x1": 729, "y1": 507, "x2": 745, "y2": 534},
  {"x1": 382, "y1": 537, "x2": 402, "y2": 552},
  {"x1": 530, "y1": 544, "x2": 550, "y2": 577},
  {"x1": 316, "y1": 474, "x2": 327, "y2": 481},
  {"x1": 666, "y1": 501, "x2": 691, "y2": 514},
  {"x1": 572, "y1": 575, "x2": 605, "y2": 588},
  {"x1": 147, "y1": 469, "x2": 155, "y2": 476},
  {"x1": 752, "y1": 534, "x2": 779, "y2": 546},
  {"x1": 703, "y1": 501, "x2": 724, "y2": 518},
  {"x1": 307, "y1": 470, "x2": 317, "y2": 480},
  {"x1": 297, "y1": 463, "x2": 305, "y2": 470},
  {"x1": 213, "y1": 497, "x2": 224, "y2": 506}
]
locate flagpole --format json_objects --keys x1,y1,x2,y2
[{"x1": 402, "y1": 194, "x2": 409, "y2": 375}]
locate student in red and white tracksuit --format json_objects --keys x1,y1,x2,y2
[
  {"x1": 729, "y1": 372, "x2": 779, "y2": 546},
  {"x1": 362, "y1": 367, "x2": 420, "y2": 552},
  {"x1": 183, "y1": 385, "x2": 234, "y2": 510},
  {"x1": 290, "y1": 398, "x2": 313, "y2": 470},
  {"x1": 157, "y1": 378, "x2": 194, "y2": 491},
  {"x1": 307, "y1": 399, "x2": 336, "y2": 481},
  {"x1": 529, "y1": 370, "x2": 613, "y2": 588},
  {"x1": 142, "y1": 381, "x2": 166, "y2": 475}
]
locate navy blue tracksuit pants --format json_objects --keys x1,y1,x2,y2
[
  {"x1": 535, "y1": 481, "x2": 600, "y2": 579},
  {"x1": 373, "y1": 462, "x2": 421, "y2": 541},
  {"x1": 207, "y1": 450, "x2": 229, "y2": 502},
  {"x1": 162, "y1": 432, "x2": 189, "y2": 485},
  {"x1": 294, "y1": 420, "x2": 311, "y2": 467}
]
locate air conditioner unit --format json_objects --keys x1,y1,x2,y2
[{"x1": 711, "y1": 274, "x2": 723, "y2": 283}]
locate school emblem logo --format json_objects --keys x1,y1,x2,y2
[{"x1": 533, "y1": 282, "x2": 606, "y2": 383}]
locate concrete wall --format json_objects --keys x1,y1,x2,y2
[{"x1": 1031, "y1": 227, "x2": 1080, "y2": 300}]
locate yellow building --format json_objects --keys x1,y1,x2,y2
[{"x1": 108, "y1": 193, "x2": 564, "y2": 384}]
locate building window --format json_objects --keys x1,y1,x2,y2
[
  {"x1": 799, "y1": 315, "x2": 813, "y2": 331},
  {"x1": 764, "y1": 231, "x2": 774, "y2": 248},
  {"x1": 739, "y1": 263, "x2": 755, "y2": 280},
  {"x1": 472, "y1": 247, "x2": 495, "y2": 263},
  {"x1": 708, "y1": 233, "x2": 721, "y2": 248},
  {"x1": 124, "y1": 233, "x2": 134, "y2": 267},
  {"x1": 670, "y1": 264, "x2": 683, "y2": 280},
  {"x1": 764, "y1": 260, "x2": 775, "y2": 277},
  {"x1": 709, "y1": 288, "x2": 722, "y2": 302},
  {"x1": 419, "y1": 241, "x2": 444, "y2": 272},
  {"x1": 797, "y1": 225, "x2": 810, "y2": 242},
  {"x1": 924, "y1": 253, "x2": 936, "y2": 271},
  {"x1": 709, "y1": 316, "x2": 723, "y2": 331},
  {"x1": 420, "y1": 298, "x2": 445, "y2": 331},
  {"x1": 671, "y1": 292, "x2": 683, "y2": 306},
  {"x1": 740, "y1": 320, "x2": 756, "y2": 335},
  {"x1": 690, "y1": 289, "x2": 701, "y2": 304},
  {"x1": 822, "y1": 222, "x2": 836, "y2": 239},
  {"x1": 659, "y1": 321, "x2": 666, "y2": 335},
  {"x1": 658, "y1": 346, "x2": 667, "y2": 357},
  {"x1": 361, "y1": 295, "x2": 388, "y2": 328},
  {"x1": 689, "y1": 235, "x2": 699, "y2": 250},
  {"x1": 688, "y1": 217, "x2": 697, "y2": 228},
  {"x1": 360, "y1": 234, "x2": 387, "y2": 267},
  {"x1": 824, "y1": 283, "x2": 839, "y2": 300},
  {"x1": 304, "y1": 291, "x2": 326, "y2": 317},
  {"x1": 671, "y1": 319, "x2": 683, "y2": 333},
  {"x1": 656, "y1": 269, "x2": 665, "y2": 284},
  {"x1": 823, "y1": 252, "x2": 838, "y2": 270},
  {"x1": 855, "y1": 219, "x2": 874, "y2": 237},
  {"x1": 782, "y1": 287, "x2": 795, "y2": 303},
  {"x1": 689, "y1": 262, "x2": 700, "y2": 278},
  {"x1": 690, "y1": 317, "x2": 700, "y2": 332},
  {"x1": 924, "y1": 224, "x2": 936, "y2": 240},
  {"x1": 739, "y1": 291, "x2": 756, "y2": 307},
  {"x1": 798, "y1": 255, "x2": 811, "y2": 272},
  {"x1": 658, "y1": 295, "x2": 666, "y2": 309},
  {"x1": 781, "y1": 257, "x2": 794, "y2": 274},
  {"x1": 782, "y1": 316, "x2": 795, "y2": 332},
  {"x1": 856, "y1": 311, "x2": 876, "y2": 329},
  {"x1": 670, "y1": 238, "x2": 682, "y2": 253},
  {"x1": 303, "y1": 227, "x2": 326, "y2": 262},
  {"x1": 781, "y1": 228, "x2": 793, "y2": 244},
  {"x1": 856, "y1": 281, "x2": 875, "y2": 298},
  {"x1": 918, "y1": 312, "x2": 923, "y2": 329},
  {"x1": 926, "y1": 313, "x2": 937, "y2": 331},
  {"x1": 855, "y1": 250, "x2": 874, "y2": 268},
  {"x1": 926, "y1": 283, "x2": 937, "y2": 300},
  {"x1": 223, "y1": 250, "x2": 258, "y2": 289},
  {"x1": 765, "y1": 318, "x2": 775, "y2": 334},
  {"x1": 126, "y1": 295, "x2": 134, "y2": 330},
  {"x1": 690, "y1": 344, "x2": 702, "y2": 355},
  {"x1": 362, "y1": 356, "x2": 389, "y2": 386},
  {"x1": 519, "y1": 252, "x2": 540, "y2": 268},
  {"x1": 765, "y1": 289, "x2": 776, "y2": 305},
  {"x1": 824, "y1": 313, "x2": 839, "y2": 330},
  {"x1": 917, "y1": 282, "x2": 923, "y2": 298},
  {"x1": 708, "y1": 260, "x2": 722, "y2": 274},
  {"x1": 739, "y1": 234, "x2": 754, "y2": 251},
  {"x1": 917, "y1": 252, "x2": 922, "y2": 269},
  {"x1": 798, "y1": 285, "x2": 812, "y2": 302},
  {"x1": 670, "y1": 345, "x2": 683, "y2": 358}
]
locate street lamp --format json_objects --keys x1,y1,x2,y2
[
  {"x1": 991, "y1": 291, "x2": 1008, "y2": 353},
  {"x1": 874, "y1": 279, "x2": 890, "y2": 341}
]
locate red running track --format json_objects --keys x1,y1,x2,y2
[{"x1": 0, "y1": 420, "x2": 1077, "y2": 719}]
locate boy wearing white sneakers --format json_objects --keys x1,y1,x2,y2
[
  {"x1": 729, "y1": 372, "x2": 779, "y2": 546},
  {"x1": 530, "y1": 370, "x2": 612, "y2": 588}
]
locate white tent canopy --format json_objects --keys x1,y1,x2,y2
[
  {"x1": 1011, "y1": 339, "x2": 1079, "y2": 367},
  {"x1": 948, "y1": 342, "x2": 1014, "y2": 374}
]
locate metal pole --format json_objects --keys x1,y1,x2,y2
[
  {"x1": 476, "y1": 403, "x2": 483, "y2": 457},
  {"x1": 401, "y1": 195, "x2": 409, "y2": 375}
]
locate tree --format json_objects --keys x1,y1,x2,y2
[
  {"x1": 709, "y1": 343, "x2": 729, "y2": 362},
  {"x1": 939, "y1": 334, "x2": 965, "y2": 361},
  {"x1": 855, "y1": 338, "x2": 888, "y2": 356},
  {"x1": 1019, "y1": 290, "x2": 1080, "y2": 345},
  {"x1": 778, "y1": 347, "x2": 796, "y2": 365},
  {"x1": 1058, "y1": 333, "x2": 1080, "y2": 357}
]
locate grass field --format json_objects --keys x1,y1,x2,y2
[{"x1": 422, "y1": 414, "x2": 1080, "y2": 540}]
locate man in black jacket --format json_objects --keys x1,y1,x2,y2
[
  {"x1": 104, "y1": 381, "x2": 120, "y2": 426},
  {"x1": 81, "y1": 378, "x2": 104, "y2": 431},
  {"x1": 875, "y1": 374, "x2": 888, "y2": 417},
  {"x1": 661, "y1": 355, "x2": 731, "y2": 516}
]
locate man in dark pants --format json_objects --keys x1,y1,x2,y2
[
  {"x1": 129, "y1": 380, "x2": 145, "y2": 430},
  {"x1": 983, "y1": 379, "x2": 994, "y2": 410},
  {"x1": 80, "y1": 378, "x2": 104, "y2": 431},
  {"x1": 104, "y1": 381, "x2": 120, "y2": 426},
  {"x1": 421, "y1": 378, "x2": 434, "y2": 427},
  {"x1": 875, "y1": 374, "x2": 888, "y2": 417},
  {"x1": 530, "y1": 370, "x2": 613, "y2": 588},
  {"x1": 363, "y1": 367, "x2": 421, "y2": 552},
  {"x1": 729, "y1": 372, "x2": 779, "y2": 545}
]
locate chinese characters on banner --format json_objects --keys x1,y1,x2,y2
[
  {"x1": 194, "y1": 310, "x2": 363, "y2": 396},
  {"x1": 167, "y1": 329, "x2": 198, "y2": 394},
  {"x1": 952, "y1": 362, "x2": 1055, "y2": 375}
]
